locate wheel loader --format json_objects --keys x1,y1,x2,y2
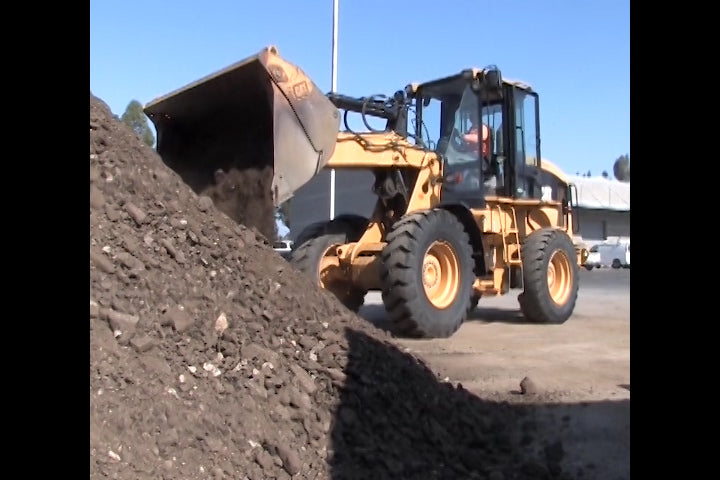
[{"x1": 144, "y1": 45, "x2": 589, "y2": 339}]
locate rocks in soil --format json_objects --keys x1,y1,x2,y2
[{"x1": 520, "y1": 376, "x2": 538, "y2": 395}]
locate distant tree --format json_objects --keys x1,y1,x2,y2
[
  {"x1": 121, "y1": 100, "x2": 155, "y2": 147},
  {"x1": 602, "y1": 170, "x2": 609, "y2": 178},
  {"x1": 586, "y1": 170, "x2": 592, "y2": 177},
  {"x1": 613, "y1": 154, "x2": 630, "y2": 182}
]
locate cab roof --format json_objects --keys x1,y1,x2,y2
[{"x1": 405, "y1": 68, "x2": 533, "y2": 95}]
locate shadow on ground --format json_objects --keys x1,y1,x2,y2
[
  {"x1": 329, "y1": 328, "x2": 629, "y2": 480},
  {"x1": 466, "y1": 306, "x2": 527, "y2": 324},
  {"x1": 359, "y1": 303, "x2": 533, "y2": 331}
]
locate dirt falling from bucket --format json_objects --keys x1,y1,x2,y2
[{"x1": 204, "y1": 165, "x2": 277, "y2": 241}]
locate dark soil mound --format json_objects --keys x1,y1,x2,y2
[{"x1": 89, "y1": 92, "x2": 566, "y2": 480}]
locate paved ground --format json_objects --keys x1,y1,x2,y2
[
  {"x1": 359, "y1": 268, "x2": 630, "y2": 480},
  {"x1": 360, "y1": 268, "x2": 629, "y2": 401}
]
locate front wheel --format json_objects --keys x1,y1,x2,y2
[
  {"x1": 381, "y1": 209, "x2": 474, "y2": 338},
  {"x1": 290, "y1": 233, "x2": 366, "y2": 312},
  {"x1": 518, "y1": 228, "x2": 579, "y2": 324}
]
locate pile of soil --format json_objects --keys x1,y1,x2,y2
[{"x1": 89, "y1": 92, "x2": 568, "y2": 480}]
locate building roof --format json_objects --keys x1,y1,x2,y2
[{"x1": 567, "y1": 175, "x2": 630, "y2": 211}]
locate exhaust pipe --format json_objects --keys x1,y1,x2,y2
[{"x1": 144, "y1": 45, "x2": 340, "y2": 206}]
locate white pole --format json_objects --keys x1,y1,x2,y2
[{"x1": 329, "y1": 0, "x2": 338, "y2": 220}]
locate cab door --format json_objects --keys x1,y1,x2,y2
[{"x1": 507, "y1": 87, "x2": 543, "y2": 200}]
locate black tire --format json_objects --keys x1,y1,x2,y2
[
  {"x1": 510, "y1": 265, "x2": 524, "y2": 289},
  {"x1": 584, "y1": 264, "x2": 594, "y2": 271},
  {"x1": 290, "y1": 215, "x2": 369, "y2": 312},
  {"x1": 380, "y1": 209, "x2": 474, "y2": 338},
  {"x1": 468, "y1": 293, "x2": 481, "y2": 313},
  {"x1": 518, "y1": 228, "x2": 579, "y2": 324},
  {"x1": 292, "y1": 214, "x2": 368, "y2": 252},
  {"x1": 611, "y1": 259, "x2": 622, "y2": 269},
  {"x1": 292, "y1": 222, "x2": 326, "y2": 252}
]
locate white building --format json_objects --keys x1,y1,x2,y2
[{"x1": 569, "y1": 175, "x2": 630, "y2": 247}]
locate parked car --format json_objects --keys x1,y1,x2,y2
[
  {"x1": 272, "y1": 240, "x2": 293, "y2": 259},
  {"x1": 584, "y1": 241, "x2": 630, "y2": 270}
]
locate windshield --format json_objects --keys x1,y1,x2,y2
[
  {"x1": 418, "y1": 85, "x2": 479, "y2": 166},
  {"x1": 416, "y1": 75, "x2": 507, "y2": 198},
  {"x1": 418, "y1": 84, "x2": 504, "y2": 161}
]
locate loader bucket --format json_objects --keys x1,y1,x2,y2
[{"x1": 144, "y1": 45, "x2": 340, "y2": 207}]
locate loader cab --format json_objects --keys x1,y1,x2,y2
[{"x1": 412, "y1": 69, "x2": 548, "y2": 207}]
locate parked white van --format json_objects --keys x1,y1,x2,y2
[{"x1": 585, "y1": 240, "x2": 630, "y2": 270}]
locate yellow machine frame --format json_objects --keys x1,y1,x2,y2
[{"x1": 316, "y1": 132, "x2": 587, "y2": 298}]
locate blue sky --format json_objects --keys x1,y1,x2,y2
[{"x1": 90, "y1": 0, "x2": 629, "y2": 179}]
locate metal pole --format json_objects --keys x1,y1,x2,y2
[{"x1": 329, "y1": 0, "x2": 338, "y2": 220}]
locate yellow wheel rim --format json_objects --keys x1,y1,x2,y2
[
  {"x1": 318, "y1": 245, "x2": 338, "y2": 289},
  {"x1": 318, "y1": 243, "x2": 351, "y2": 300},
  {"x1": 422, "y1": 241, "x2": 459, "y2": 309},
  {"x1": 547, "y1": 249, "x2": 572, "y2": 305}
]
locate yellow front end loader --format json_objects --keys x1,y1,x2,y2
[{"x1": 145, "y1": 46, "x2": 588, "y2": 339}]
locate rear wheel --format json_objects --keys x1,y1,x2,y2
[
  {"x1": 468, "y1": 293, "x2": 481, "y2": 313},
  {"x1": 381, "y1": 209, "x2": 474, "y2": 338},
  {"x1": 518, "y1": 228, "x2": 579, "y2": 324},
  {"x1": 290, "y1": 216, "x2": 368, "y2": 312},
  {"x1": 584, "y1": 264, "x2": 594, "y2": 271},
  {"x1": 611, "y1": 258, "x2": 622, "y2": 269},
  {"x1": 292, "y1": 222, "x2": 326, "y2": 253},
  {"x1": 292, "y1": 214, "x2": 368, "y2": 252}
]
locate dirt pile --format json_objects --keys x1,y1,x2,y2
[{"x1": 90, "y1": 92, "x2": 568, "y2": 480}]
